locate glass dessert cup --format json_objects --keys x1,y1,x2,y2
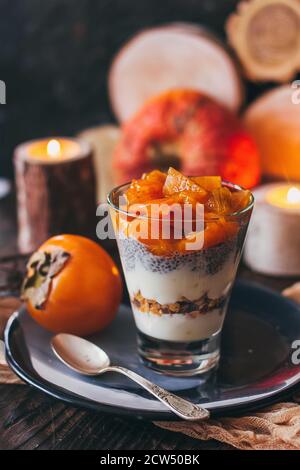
[{"x1": 108, "y1": 177, "x2": 254, "y2": 376}]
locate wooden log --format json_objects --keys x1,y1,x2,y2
[
  {"x1": 14, "y1": 139, "x2": 97, "y2": 253},
  {"x1": 78, "y1": 125, "x2": 120, "y2": 203},
  {"x1": 243, "y1": 85, "x2": 300, "y2": 180},
  {"x1": 109, "y1": 23, "x2": 243, "y2": 122},
  {"x1": 244, "y1": 184, "x2": 300, "y2": 276},
  {"x1": 226, "y1": 0, "x2": 300, "y2": 82}
]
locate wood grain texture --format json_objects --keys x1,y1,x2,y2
[{"x1": 0, "y1": 385, "x2": 231, "y2": 450}]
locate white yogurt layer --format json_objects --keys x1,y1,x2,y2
[
  {"x1": 124, "y1": 253, "x2": 238, "y2": 304},
  {"x1": 132, "y1": 306, "x2": 224, "y2": 342}
]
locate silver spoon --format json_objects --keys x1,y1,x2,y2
[{"x1": 51, "y1": 333, "x2": 209, "y2": 421}]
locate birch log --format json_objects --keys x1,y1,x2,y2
[{"x1": 14, "y1": 140, "x2": 96, "y2": 253}]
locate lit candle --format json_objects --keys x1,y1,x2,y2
[
  {"x1": 17, "y1": 137, "x2": 83, "y2": 163},
  {"x1": 14, "y1": 137, "x2": 96, "y2": 253},
  {"x1": 244, "y1": 183, "x2": 300, "y2": 276},
  {"x1": 266, "y1": 185, "x2": 300, "y2": 210}
]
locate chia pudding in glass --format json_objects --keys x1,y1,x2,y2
[{"x1": 108, "y1": 168, "x2": 254, "y2": 375}]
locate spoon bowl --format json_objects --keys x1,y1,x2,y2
[
  {"x1": 51, "y1": 333, "x2": 209, "y2": 421},
  {"x1": 52, "y1": 334, "x2": 110, "y2": 375}
]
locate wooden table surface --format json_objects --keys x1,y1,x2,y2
[{"x1": 0, "y1": 194, "x2": 294, "y2": 450}]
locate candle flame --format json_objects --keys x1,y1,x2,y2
[
  {"x1": 47, "y1": 139, "x2": 61, "y2": 158},
  {"x1": 287, "y1": 186, "x2": 300, "y2": 204}
]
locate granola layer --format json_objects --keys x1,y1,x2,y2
[{"x1": 132, "y1": 290, "x2": 226, "y2": 316}]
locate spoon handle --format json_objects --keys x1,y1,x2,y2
[{"x1": 106, "y1": 366, "x2": 209, "y2": 421}]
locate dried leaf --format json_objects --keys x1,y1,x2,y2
[{"x1": 282, "y1": 282, "x2": 300, "y2": 304}]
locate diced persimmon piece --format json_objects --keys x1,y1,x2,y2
[
  {"x1": 126, "y1": 178, "x2": 164, "y2": 205},
  {"x1": 142, "y1": 170, "x2": 166, "y2": 185},
  {"x1": 204, "y1": 211, "x2": 219, "y2": 220},
  {"x1": 177, "y1": 221, "x2": 227, "y2": 252},
  {"x1": 163, "y1": 167, "x2": 207, "y2": 198},
  {"x1": 220, "y1": 219, "x2": 239, "y2": 239},
  {"x1": 205, "y1": 187, "x2": 232, "y2": 214},
  {"x1": 172, "y1": 191, "x2": 204, "y2": 206},
  {"x1": 203, "y1": 219, "x2": 238, "y2": 249},
  {"x1": 191, "y1": 176, "x2": 222, "y2": 191},
  {"x1": 230, "y1": 190, "x2": 252, "y2": 212},
  {"x1": 126, "y1": 170, "x2": 166, "y2": 205},
  {"x1": 203, "y1": 222, "x2": 227, "y2": 249},
  {"x1": 128, "y1": 197, "x2": 180, "y2": 220},
  {"x1": 127, "y1": 197, "x2": 184, "y2": 244}
]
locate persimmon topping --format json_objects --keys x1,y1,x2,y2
[
  {"x1": 163, "y1": 167, "x2": 207, "y2": 199},
  {"x1": 125, "y1": 170, "x2": 166, "y2": 205},
  {"x1": 116, "y1": 168, "x2": 252, "y2": 255}
]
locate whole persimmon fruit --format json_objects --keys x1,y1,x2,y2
[{"x1": 22, "y1": 234, "x2": 122, "y2": 336}]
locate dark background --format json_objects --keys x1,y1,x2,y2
[{"x1": 0, "y1": 0, "x2": 273, "y2": 179}]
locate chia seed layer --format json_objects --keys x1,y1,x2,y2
[{"x1": 117, "y1": 235, "x2": 239, "y2": 275}]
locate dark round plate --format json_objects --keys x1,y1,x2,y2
[{"x1": 5, "y1": 280, "x2": 300, "y2": 419}]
